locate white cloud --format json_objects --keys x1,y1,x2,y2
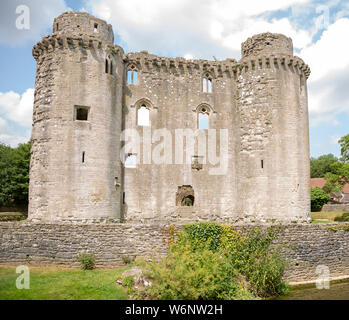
[
  {"x1": 0, "y1": 134, "x2": 29, "y2": 147},
  {"x1": 0, "y1": 89, "x2": 34, "y2": 127},
  {"x1": 86, "y1": 0, "x2": 311, "y2": 59},
  {"x1": 301, "y1": 18, "x2": 349, "y2": 124},
  {"x1": 0, "y1": 88, "x2": 33, "y2": 147},
  {"x1": 0, "y1": 0, "x2": 68, "y2": 46}
]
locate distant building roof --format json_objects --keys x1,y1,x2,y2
[{"x1": 311, "y1": 178, "x2": 349, "y2": 194}]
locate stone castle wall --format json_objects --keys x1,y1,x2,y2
[
  {"x1": 0, "y1": 222, "x2": 348, "y2": 282},
  {"x1": 28, "y1": 11, "x2": 311, "y2": 223}
]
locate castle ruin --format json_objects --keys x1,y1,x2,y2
[{"x1": 28, "y1": 12, "x2": 311, "y2": 223}]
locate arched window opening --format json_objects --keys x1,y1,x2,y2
[
  {"x1": 125, "y1": 154, "x2": 137, "y2": 168},
  {"x1": 127, "y1": 66, "x2": 138, "y2": 84},
  {"x1": 202, "y1": 74, "x2": 212, "y2": 93},
  {"x1": 182, "y1": 195, "x2": 194, "y2": 206},
  {"x1": 137, "y1": 105, "x2": 150, "y2": 126},
  {"x1": 106, "y1": 55, "x2": 113, "y2": 75},
  {"x1": 198, "y1": 106, "x2": 210, "y2": 129},
  {"x1": 176, "y1": 185, "x2": 194, "y2": 207}
]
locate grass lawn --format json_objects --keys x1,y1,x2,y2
[
  {"x1": 0, "y1": 212, "x2": 26, "y2": 217},
  {"x1": 311, "y1": 211, "x2": 345, "y2": 223},
  {"x1": 0, "y1": 265, "x2": 130, "y2": 300}
]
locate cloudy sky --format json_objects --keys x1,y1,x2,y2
[{"x1": 0, "y1": 0, "x2": 348, "y2": 157}]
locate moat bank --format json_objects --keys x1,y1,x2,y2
[
  {"x1": 277, "y1": 278, "x2": 349, "y2": 300},
  {"x1": 0, "y1": 222, "x2": 348, "y2": 282}
]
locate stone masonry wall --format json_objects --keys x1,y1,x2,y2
[
  {"x1": 0, "y1": 222, "x2": 348, "y2": 282},
  {"x1": 322, "y1": 204, "x2": 349, "y2": 212}
]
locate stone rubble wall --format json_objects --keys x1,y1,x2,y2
[
  {"x1": 0, "y1": 222, "x2": 348, "y2": 282},
  {"x1": 322, "y1": 204, "x2": 349, "y2": 212}
]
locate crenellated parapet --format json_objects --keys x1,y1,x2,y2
[
  {"x1": 125, "y1": 51, "x2": 238, "y2": 77},
  {"x1": 125, "y1": 50, "x2": 310, "y2": 79},
  {"x1": 236, "y1": 54, "x2": 311, "y2": 79},
  {"x1": 32, "y1": 34, "x2": 123, "y2": 61}
]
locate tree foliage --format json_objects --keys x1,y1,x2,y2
[
  {"x1": 338, "y1": 134, "x2": 349, "y2": 163},
  {"x1": 310, "y1": 187, "x2": 330, "y2": 212},
  {"x1": 310, "y1": 154, "x2": 338, "y2": 178},
  {"x1": 0, "y1": 141, "x2": 31, "y2": 207}
]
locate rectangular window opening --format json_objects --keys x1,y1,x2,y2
[
  {"x1": 75, "y1": 106, "x2": 89, "y2": 121},
  {"x1": 82, "y1": 152, "x2": 85, "y2": 163},
  {"x1": 94, "y1": 23, "x2": 98, "y2": 33}
]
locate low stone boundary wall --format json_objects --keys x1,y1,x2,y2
[
  {"x1": 322, "y1": 204, "x2": 349, "y2": 212},
  {"x1": 0, "y1": 222, "x2": 348, "y2": 282}
]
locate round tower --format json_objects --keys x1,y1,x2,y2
[
  {"x1": 29, "y1": 12, "x2": 124, "y2": 222},
  {"x1": 236, "y1": 32, "x2": 311, "y2": 222}
]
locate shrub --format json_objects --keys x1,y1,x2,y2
[
  {"x1": 334, "y1": 212, "x2": 349, "y2": 222},
  {"x1": 77, "y1": 253, "x2": 96, "y2": 270},
  {"x1": 311, "y1": 187, "x2": 330, "y2": 212},
  {"x1": 122, "y1": 256, "x2": 132, "y2": 265},
  {"x1": 141, "y1": 223, "x2": 289, "y2": 300}
]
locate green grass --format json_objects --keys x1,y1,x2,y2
[
  {"x1": 311, "y1": 219, "x2": 332, "y2": 224},
  {"x1": 311, "y1": 211, "x2": 345, "y2": 222},
  {"x1": 0, "y1": 212, "x2": 26, "y2": 217},
  {"x1": 0, "y1": 265, "x2": 130, "y2": 300}
]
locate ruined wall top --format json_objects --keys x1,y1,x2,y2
[
  {"x1": 241, "y1": 32, "x2": 293, "y2": 58},
  {"x1": 53, "y1": 11, "x2": 114, "y2": 43}
]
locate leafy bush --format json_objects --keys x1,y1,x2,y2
[
  {"x1": 334, "y1": 212, "x2": 349, "y2": 222},
  {"x1": 141, "y1": 223, "x2": 289, "y2": 300},
  {"x1": 311, "y1": 187, "x2": 330, "y2": 212},
  {"x1": 77, "y1": 253, "x2": 96, "y2": 270}
]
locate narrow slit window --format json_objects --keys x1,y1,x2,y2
[
  {"x1": 110, "y1": 61, "x2": 113, "y2": 75},
  {"x1": 56, "y1": 23, "x2": 59, "y2": 31},
  {"x1": 105, "y1": 59, "x2": 109, "y2": 74},
  {"x1": 137, "y1": 105, "x2": 150, "y2": 126},
  {"x1": 261, "y1": 160, "x2": 264, "y2": 169},
  {"x1": 82, "y1": 152, "x2": 85, "y2": 163},
  {"x1": 123, "y1": 192, "x2": 125, "y2": 204},
  {"x1": 75, "y1": 106, "x2": 89, "y2": 121}
]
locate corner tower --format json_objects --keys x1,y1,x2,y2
[
  {"x1": 236, "y1": 33, "x2": 311, "y2": 222},
  {"x1": 29, "y1": 12, "x2": 124, "y2": 222}
]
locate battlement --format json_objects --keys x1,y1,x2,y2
[
  {"x1": 125, "y1": 50, "x2": 310, "y2": 79},
  {"x1": 241, "y1": 32, "x2": 293, "y2": 58},
  {"x1": 32, "y1": 34, "x2": 123, "y2": 61},
  {"x1": 126, "y1": 51, "x2": 239, "y2": 76},
  {"x1": 53, "y1": 11, "x2": 114, "y2": 43}
]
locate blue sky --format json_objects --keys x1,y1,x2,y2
[{"x1": 0, "y1": 0, "x2": 348, "y2": 158}]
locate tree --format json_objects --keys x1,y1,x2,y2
[
  {"x1": 338, "y1": 134, "x2": 349, "y2": 163},
  {"x1": 310, "y1": 187, "x2": 330, "y2": 212},
  {"x1": 310, "y1": 154, "x2": 338, "y2": 178},
  {"x1": 0, "y1": 141, "x2": 31, "y2": 207},
  {"x1": 324, "y1": 161, "x2": 349, "y2": 195}
]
